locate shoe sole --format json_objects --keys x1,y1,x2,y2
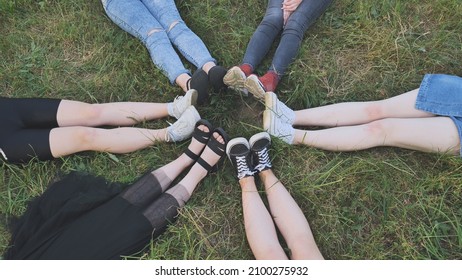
[
  {"x1": 223, "y1": 67, "x2": 248, "y2": 96},
  {"x1": 245, "y1": 75, "x2": 266, "y2": 100},
  {"x1": 265, "y1": 91, "x2": 294, "y2": 125},
  {"x1": 265, "y1": 91, "x2": 277, "y2": 113},
  {"x1": 263, "y1": 109, "x2": 272, "y2": 132},
  {"x1": 226, "y1": 137, "x2": 250, "y2": 159},
  {"x1": 249, "y1": 132, "x2": 271, "y2": 149},
  {"x1": 187, "y1": 89, "x2": 198, "y2": 107}
]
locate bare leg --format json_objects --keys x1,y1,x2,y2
[
  {"x1": 174, "y1": 131, "x2": 224, "y2": 196},
  {"x1": 162, "y1": 131, "x2": 225, "y2": 208},
  {"x1": 149, "y1": 124, "x2": 211, "y2": 187},
  {"x1": 49, "y1": 126, "x2": 167, "y2": 157},
  {"x1": 294, "y1": 116, "x2": 460, "y2": 154},
  {"x1": 239, "y1": 176, "x2": 288, "y2": 260},
  {"x1": 293, "y1": 89, "x2": 433, "y2": 127},
  {"x1": 259, "y1": 170, "x2": 323, "y2": 260},
  {"x1": 175, "y1": 62, "x2": 217, "y2": 92},
  {"x1": 56, "y1": 100, "x2": 169, "y2": 127}
]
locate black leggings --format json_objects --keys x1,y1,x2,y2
[
  {"x1": 121, "y1": 171, "x2": 190, "y2": 229},
  {"x1": 0, "y1": 97, "x2": 61, "y2": 163}
]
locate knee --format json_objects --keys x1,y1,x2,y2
[
  {"x1": 72, "y1": 127, "x2": 99, "y2": 149},
  {"x1": 363, "y1": 102, "x2": 385, "y2": 120},
  {"x1": 363, "y1": 119, "x2": 393, "y2": 140},
  {"x1": 282, "y1": 21, "x2": 304, "y2": 39},
  {"x1": 261, "y1": 14, "x2": 283, "y2": 32},
  {"x1": 165, "y1": 20, "x2": 188, "y2": 40},
  {"x1": 81, "y1": 104, "x2": 104, "y2": 122},
  {"x1": 146, "y1": 28, "x2": 170, "y2": 47}
]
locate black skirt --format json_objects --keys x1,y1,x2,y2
[{"x1": 5, "y1": 172, "x2": 156, "y2": 260}]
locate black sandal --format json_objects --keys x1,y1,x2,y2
[
  {"x1": 196, "y1": 127, "x2": 229, "y2": 173},
  {"x1": 184, "y1": 119, "x2": 214, "y2": 161}
]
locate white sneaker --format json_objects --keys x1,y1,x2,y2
[
  {"x1": 244, "y1": 74, "x2": 266, "y2": 100},
  {"x1": 168, "y1": 89, "x2": 198, "y2": 119},
  {"x1": 263, "y1": 109, "x2": 294, "y2": 144},
  {"x1": 265, "y1": 91, "x2": 295, "y2": 125},
  {"x1": 223, "y1": 66, "x2": 248, "y2": 96},
  {"x1": 166, "y1": 106, "x2": 201, "y2": 142}
]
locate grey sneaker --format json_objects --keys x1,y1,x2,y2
[
  {"x1": 168, "y1": 89, "x2": 198, "y2": 119},
  {"x1": 265, "y1": 91, "x2": 295, "y2": 125},
  {"x1": 249, "y1": 132, "x2": 272, "y2": 173},
  {"x1": 263, "y1": 109, "x2": 294, "y2": 144},
  {"x1": 226, "y1": 137, "x2": 255, "y2": 180},
  {"x1": 223, "y1": 66, "x2": 248, "y2": 96},
  {"x1": 244, "y1": 74, "x2": 266, "y2": 100},
  {"x1": 166, "y1": 106, "x2": 201, "y2": 142}
]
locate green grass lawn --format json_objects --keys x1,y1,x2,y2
[{"x1": 1, "y1": 0, "x2": 462, "y2": 259}]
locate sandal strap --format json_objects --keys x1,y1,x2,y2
[
  {"x1": 195, "y1": 127, "x2": 229, "y2": 173},
  {"x1": 196, "y1": 157, "x2": 213, "y2": 172},
  {"x1": 184, "y1": 119, "x2": 213, "y2": 161},
  {"x1": 207, "y1": 127, "x2": 228, "y2": 155},
  {"x1": 184, "y1": 148, "x2": 199, "y2": 161},
  {"x1": 193, "y1": 119, "x2": 213, "y2": 144}
]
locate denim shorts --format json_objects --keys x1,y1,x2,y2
[{"x1": 415, "y1": 74, "x2": 462, "y2": 155}]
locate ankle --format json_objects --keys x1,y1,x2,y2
[
  {"x1": 176, "y1": 73, "x2": 191, "y2": 92},
  {"x1": 202, "y1": 62, "x2": 216, "y2": 74},
  {"x1": 178, "y1": 154, "x2": 195, "y2": 168},
  {"x1": 240, "y1": 64, "x2": 253, "y2": 77},
  {"x1": 239, "y1": 176, "x2": 256, "y2": 189},
  {"x1": 260, "y1": 71, "x2": 279, "y2": 92}
]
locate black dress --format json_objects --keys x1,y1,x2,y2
[{"x1": 5, "y1": 172, "x2": 178, "y2": 260}]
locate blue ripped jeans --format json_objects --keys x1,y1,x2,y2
[
  {"x1": 242, "y1": 0, "x2": 332, "y2": 77},
  {"x1": 101, "y1": 0, "x2": 216, "y2": 84}
]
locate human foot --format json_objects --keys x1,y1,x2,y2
[
  {"x1": 245, "y1": 71, "x2": 279, "y2": 100},
  {"x1": 208, "y1": 65, "x2": 228, "y2": 93},
  {"x1": 249, "y1": 132, "x2": 272, "y2": 173},
  {"x1": 166, "y1": 106, "x2": 201, "y2": 142},
  {"x1": 223, "y1": 66, "x2": 248, "y2": 96},
  {"x1": 263, "y1": 109, "x2": 294, "y2": 144},
  {"x1": 195, "y1": 128, "x2": 229, "y2": 174},
  {"x1": 168, "y1": 89, "x2": 198, "y2": 119},
  {"x1": 265, "y1": 91, "x2": 295, "y2": 125},
  {"x1": 226, "y1": 137, "x2": 255, "y2": 180},
  {"x1": 187, "y1": 69, "x2": 209, "y2": 105},
  {"x1": 244, "y1": 74, "x2": 266, "y2": 100},
  {"x1": 183, "y1": 119, "x2": 213, "y2": 162}
]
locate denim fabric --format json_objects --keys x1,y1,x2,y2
[
  {"x1": 102, "y1": 0, "x2": 216, "y2": 84},
  {"x1": 415, "y1": 74, "x2": 462, "y2": 156},
  {"x1": 415, "y1": 74, "x2": 462, "y2": 116},
  {"x1": 242, "y1": 0, "x2": 332, "y2": 77},
  {"x1": 447, "y1": 115, "x2": 462, "y2": 157}
]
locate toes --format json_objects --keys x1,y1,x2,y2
[
  {"x1": 213, "y1": 132, "x2": 224, "y2": 144},
  {"x1": 198, "y1": 124, "x2": 210, "y2": 133}
]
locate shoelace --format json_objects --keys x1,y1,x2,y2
[
  {"x1": 254, "y1": 148, "x2": 271, "y2": 172},
  {"x1": 0, "y1": 148, "x2": 8, "y2": 160},
  {"x1": 236, "y1": 155, "x2": 254, "y2": 179},
  {"x1": 172, "y1": 95, "x2": 183, "y2": 111}
]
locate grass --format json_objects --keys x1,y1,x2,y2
[{"x1": 1, "y1": 0, "x2": 462, "y2": 259}]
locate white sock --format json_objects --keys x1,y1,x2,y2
[{"x1": 167, "y1": 102, "x2": 174, "y2": 117}]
